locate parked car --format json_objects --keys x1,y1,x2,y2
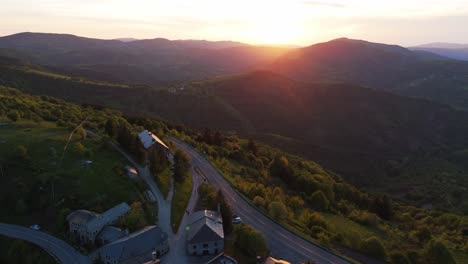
[
  {"x1": 30, "y1": 224, "x2": 41, "y2": 231},
  {"x1": 232, "y1": 215, "x2": 242, "y2": 224}
]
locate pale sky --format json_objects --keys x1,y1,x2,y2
[{"x1": 1, "y1": 0, "x2": 468, "y2": 46}]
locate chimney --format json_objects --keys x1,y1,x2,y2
[{"x1": 217, "y1": 203, "x2": 221, "y2": 215}]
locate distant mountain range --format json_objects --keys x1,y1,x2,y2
[
  {"x1": 412, "y1": 42, "x2": 468, "y2": 49},
  {"x1": 269, "y1": 37, "x2": 468, "y2": 109},
  {"x1": 114, "y1": 38, "x2": 139, "y2": 42},
  {"x1": 0, "y1": 32, "x2": 288, "y2": 86},
  {"x1": 410, "y1": 42, "x2": 468, "y2": 61}
]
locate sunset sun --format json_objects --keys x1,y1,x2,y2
[{"x1": 1, "y1": 0, "x2": 468, "y2": 264}]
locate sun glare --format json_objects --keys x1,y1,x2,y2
[{"x1": 241, "y1": 2, "x2": 305, "y2": 45}]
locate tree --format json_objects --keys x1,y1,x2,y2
[
  {"x1": 149, "y1": 145, "x2": 169, "y2": 174},
  {"x1": 360, "y1": 237, "x2": 388, "y2": 261},
  {"x1": 270, "y1": 155, "x2": 294, "y2": 183},
  {"x1": 73, "y1": 142, "x2": 85, "y2": 157},
  {"x1": 173, "y1": 149, "x2": 191, "y2": 182},
  {"x1": 415, "y1": 226, "x2": 432, "y2": 243},
  {"x1": 424, "y1": 239, "x2": 456, "y2": 264},
  {"x1": 247, "y1": 138, "x2": 258, "y2": 155},
  {"x1": 213, "y1": 131, "x2": 223, "y2": 146},
  {"x1": 105, "y1": 118, "x2": 118, "y2": 138},
  {"x1": 7, "y1": 110, "x2": 20, "y2": 122},
  {"x1": 76, "y1": 126, "x2": 87, "y2": 140},
  {"x1": 268, "y1": 200, "x2": 288, "y2": 222},
  {"x1": 120, "y1": 202, "x2": 148, "y2": 232},
  {"x1": 217, "y1": 190, "x2": 233, "y2": 235},
  {"x1": 289, "y1": 195, "x2": 305, "y2": 212},
  {"x1": 310, "y1": 191, "x2": 329, "y2": 211},
  {"x1": 253, "y1": 196, "x2": 266, "y2": 208},
  {"x1": 372, "y1": 195, "x2": 393, "y2": 220},
  {"x1": 235, "y1": 224, "x2": 268, "y2": 258}
]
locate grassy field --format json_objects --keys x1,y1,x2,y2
[
  {"x1": 171, "y1": 173, "x2": 193, "y2": 232},
  {"x1": 0, "y1": 237, "x2": 56, "y2": 264},
  {"x1": 155, "y1": 167, "x2": 172, "y2": 198},
  {"x1": 0, "y1": 120, "x2": 149, "y2": 233}
]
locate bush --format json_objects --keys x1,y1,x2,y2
[
  {"x1": 7, "y1": 110, "x2": 20, "y2": 122},
  {"x1": 424, "y1": 239, "x2": 456, "y2": 264},
  {"x1": 309, "y1": 191, "x2": 329, "y2": 211},
  {"x1": 73, "y1": 142, "x2": 85, "y2": 157},
  {"x1": 268, "y1": 201, "x2": 288, "y2": 222},
  {"x1": 173, "y1": 149, "x2": 191, "y2": 182},
  {"x1": 390, "y1": 251, "x2": 410, "y2": 264},
  {"x1": 234, "y1": 224, "x2": 268, "y2": 258},
  {"x1": 253, "y1": 196, "x2": 266, "y2": 208},
  {"x1": 360, "y1": 237, "x2": 388, "y2": 261},
  {"x1": 349, "y1": 210, "x2": 380, "y2": 226}
]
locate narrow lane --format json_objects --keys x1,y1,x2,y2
[{"x1": 171, "y1": 137, "x2": 351, "y2": 264}]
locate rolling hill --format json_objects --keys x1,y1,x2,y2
[
  {"x1": 269, "y1": 38, "x2": 468, "y2": 109},
  {"x1": 1, "y1": 59, "x2": 468, "y2": 212},
  {"x1": 0, "y1": 32, "x2": 289, "y2": 85}
]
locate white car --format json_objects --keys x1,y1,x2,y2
[
  {"x1": 30, "y1": 224, "x2": 41, "y2": 230},
  {"x1": 232, "y1": 215, "x2": 242, "y2": 224}
]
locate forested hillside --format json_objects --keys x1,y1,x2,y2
[
  {"x1": 172, "y1": 127, "x2": 468, "y2": 264},
  {"x1": 1, "y1": 85, "x2": 468, "y2": 263},
  {"x1": 2, "y1": 61, "x2": 468, "y2": 213},
  {"x1": 269, "y1": 38, "x2": 468, "y2": 109}
]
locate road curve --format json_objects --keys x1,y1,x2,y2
[
  {"x1": 171, "y1": 138, "x2": 351, "y2": 264},
  {"x1": 0, "y1": 223, "x2": 90, "y2": 264}
]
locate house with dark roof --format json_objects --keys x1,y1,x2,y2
[
  {"x1": 186, "y1": 210, "x2": 224, "y2": 256},
  {"x1": 96, "y1": 226, "x2": 129, "y2": 246},
  {"x1": 96, "y1": 225, "x2": 169, "y2": 264},
  {"x1": 67, "y1": 202, "x2": 131, "y2": 243}
]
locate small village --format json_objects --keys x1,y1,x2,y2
[{"x1": 64, "y1": 130, "x2": 242, "y2": 264}]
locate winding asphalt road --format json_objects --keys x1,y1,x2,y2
[
  {"x1": 0, "y1": 223, "x2": 90, "y2": 264},
  {"x1": 171, "y1": 138, "x2": 351, "y2": 264}
]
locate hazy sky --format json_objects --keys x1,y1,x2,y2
[{"x1": 1, "y1": 0, "x2": 468, "y2": 46}]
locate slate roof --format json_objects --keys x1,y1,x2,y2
[
  {"x1": 138, "y1": 130, "x2": 169, "y2": 150},
  {"x1": 187, "y1": 210, "x2": 224, "y2": 244},
  {"x1": 66, "y1": 210, "x2": 98, "y2": 225},
  {"x1": 96, "y1": 226, "x2": 127, "y2": 244},
  {"x1": 87, "y1": 202, "x2": 131, "y2": 233},
  {"x1": 98, "y1": 226, "x2": 168, "y2": 263}
]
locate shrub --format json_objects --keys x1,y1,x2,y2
[
  {"x1": 234, "y1": 224, "x2": 268, "y2": 258},
  {"x1": 253, "y1": 196, "x2": 266, "y2": 208},
  {"x1": 390, "y1": 251, "x2": 410, "y2": 264},
  {"x1": 7, "y1": 110, "x2": 20, "y2": 122},
  {"x1": 424, "y1": 239, "x2": 456, "y2": 264},
  {"x1": 360, "y1": 237, "x2": 388, "y2": 261},
  {"x1": 309, "y1": 190, "x2": 329, "y2": 211},
  {"x1": 73, "y1": 142, "x2": 85, "y2": 157},
  {"x1": 268, "y1": 200, "x2": 288, "y2": 222},
  {"x1": 349, "y1": 210, "x2": 380, "y2": 226}
]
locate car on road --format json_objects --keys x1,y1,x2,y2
[
  {"x1": 29, "y1": 224, "x2": 41, "y2": 231},
  {"x1": 232, "y1": 215, "x2": 242, "y2": 224}
]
